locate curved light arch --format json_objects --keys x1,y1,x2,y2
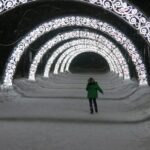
[
  {"x1": 66, "y1": 51, "x2": 117, "y2": 74},
  {"x1": 65, "y1": 51, "x2": 118, "y2": 75},
  {"x1": 54, "y1": 45, "x2": 119, "y2": 75},
  {"x1": 65, "y1": 50, "x2": 115, "y2": 73},
  {"x1": 44, "y1": 39, "x2": 128, "y2": 78},
  {"x1": 43, "y1": 41, "x2": 116, "y2": 77},
  {"x1": 43, "y1": 38, "x2": 127, "y2": 74},
  {"x1": 56, "y1": 48, "x2": 117, "y2": 75},
  {"x1": 2, "y1": 16, "x2": 147, "y2": 88},
  {"x1": 60, "y1": 46, "x2": 119, "y2": 74},
  {"x1": 55, "y1": 45, "x2": 119, "y2": 75},
  {"x1": 29, "y1": 31, "x2": 129, "y2": 81},
  {"x1": 0, "y1": 1, "x2": 149, "y2": 44}
]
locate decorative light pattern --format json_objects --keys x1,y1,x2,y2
[
  {"x1": 29, "y1": 31, "x2": 129, "y2": 81},
  {"x1": 0, "y1": 0, "x2": 32, "y2": 13},
  {"x1": 86, "y1": 0, "x2": 150, "y2": 43},
  {"x1": 53, "y1": 45, "x2": 120, "y2": 76},
  {"x1": 54, "y1": 46, "x2": 118, "y2": 75},
  {"x1": 0, "y1": 0, "x2": 149, "y2": 44},
  {"x1": 2, "y1": 16, "x2": 147, "y2": 88},
  {"x1": 65, "y1": 49, "x2": 117, "y2": 73},
  {"x1": 44, "y1": 39, "x2": 128, "y2": 79},
  {"x1": 44, "y1": 39, "x2": 128, "y2": 78},
  {"x1": 61, "y1": 47, "x2": 120, "y2": 74},
  {"x1": 0, "y1": 0, "x2": 18, "y2": 14},
  {"x1": 66, "y1": 53, "x2": 117, "y2": 73}
]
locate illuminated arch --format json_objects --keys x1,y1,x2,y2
[
  {"x1": 55, "y1": 48, "x2": 117, "y2": 75},
  {"x1": 29, "y1": 31, "x2": 129, "y2": 81},
  {"x1": 44, "y1": 40, "x2": 124, "y2": 77},
  {"x1": 65, "y1": 50, "x2": 114, "y2": 73},
  {"x1": 60, "y1": 46, "x2": 119, "y2": 74},
  {"x1": 44, "y1": 42, "x2": 117, "y2": 77},
  {"x1": 54, "y1": 45, "x2": 119, "y2": 75},
  {"x1": 44, "y1": 39, "x2": 128, "y2": 78},
  {"x1": 2, "y1": 16, "x2": 147, "y2": 88},
  {"x1": 0, "y1": 1, "x2": 149, "y2": 44},
  {"x1": 65, "y1": 51, "x2": 118, "y2": 75},
  {"x1": 54, "y1": 45, "x2": 118, "y2": 75}
]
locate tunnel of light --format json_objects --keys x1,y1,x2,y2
[
  {"x1": 43, "y1": 39, "x2": 128, "y2": 79},
  {"x1": 53, "y1": 45, "x2": 120, "y2": 75},
  {"x1": 29, "y1": 31, "x2": 129, "y2": 81},
  {"x1": 60, "y1": 47, "x2": 120, "y2": 74},
  {"x1": 64, "y1": 49, "x2": 115, "y2": 73},
  {"x1": 1, "y1": 16, "x2": 148, "y2": 88},
  {"x1": 54, "y1": 45, "x2": 120, "y2": 75},
  {"x1": 55, "y1": 48, "x2": 118, "y2": 75},
  {"x1": 44, "y1": 39, "x2": 126, "y2": 78}
]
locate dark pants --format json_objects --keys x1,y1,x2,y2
[{"x1": 88, "y1": 98, "x2": 98, "y2": 113}]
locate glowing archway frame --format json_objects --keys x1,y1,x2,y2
[
  {"x1": 44, "y1": 39, "x2": 124, "y2": 77},
  {"x1": 44, "y1": 39, "x2": 128, "y2": 78},
  {"x1": 65, "y1": 49, "x2": 115, "y2": 73},
  {"x1": 29, "y1": 30, "x2": 129, "y2": 81},
  {"x1": 55, "y1": 48, "x2": 115, "y2": 74},
  {"x1": 58, "y1": 48, "x2": 116, "y2": 74},
  {"x1": 54, "y1": 45, "x2": 119, "y2": 75},
  {"x1": 2, "y1": 16, "x2": 147, "y2": 88},
  {"x1": 66, "y1": 51, "x2": 116, "y2": 73},
  {"x1": 0, "y1": 1, "x2": 150, "y2": 44},
  {"x1": 60, "y1": 46, "x2": 119, "y2": 74}
]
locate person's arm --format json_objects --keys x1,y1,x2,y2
[{"x1": 97, "y1": 83, "x2": 104, "y2": 94}]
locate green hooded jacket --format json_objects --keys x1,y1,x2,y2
[{"x1": 86, "y1": 82, "x2": 103, "y2": 98}]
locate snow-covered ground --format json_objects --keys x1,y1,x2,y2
[{"x1": 0, "y1": 72, "x2": 150, "y2": 150}]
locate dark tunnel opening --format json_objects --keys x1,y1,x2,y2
[{"x1": 69, "y1": 52, "x2": 110, "y2": 73}]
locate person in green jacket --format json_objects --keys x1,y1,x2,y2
[{"x1": 86, "y1": 77, "x2": 104, "y2": 114}]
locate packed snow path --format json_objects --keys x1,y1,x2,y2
[{"x1": 0, "y1": 72, "x2": 150, "y2": 150}]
